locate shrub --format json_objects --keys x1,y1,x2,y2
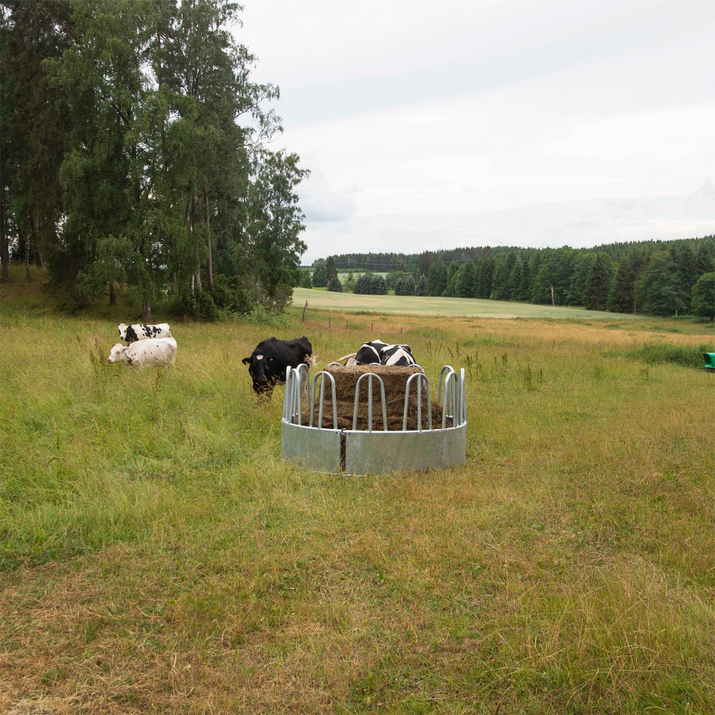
[
  {"x1": 343, "y1": 272, "x2": 356, "y2": 292},
  {"x1": 172, "y1": 289, "x2": 220, "y2": 321},
  {"x1": 211, "y1": 274, "x2": 252, "y2": 315},
  {"x1": 619, "y1": 342, "x2": 710, "y2": 369}
]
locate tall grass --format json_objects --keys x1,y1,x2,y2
[
  {"x1": 1, "y1": 275, "x2": 715, "y2": 713},
  {"x1": 619, "y1": 341, "x2": 710, "y2": 368}
]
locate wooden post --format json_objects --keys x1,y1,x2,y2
[
  {"x1": 371, "y1": 322, "x2": 373, "y2": 332},
  {"x1": 301, "y1": 300, "x2": 308, "y2": 321}
]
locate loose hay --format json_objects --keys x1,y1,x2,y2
[
  {"x1": 301, "y1": 364, "x2": 449, "y2": 430},
  {"x1": 324, "y1": 364, "x2": 425, "y2": 402}
]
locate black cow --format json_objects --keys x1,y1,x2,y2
[{"x1": 242, "y1": 336, "x2": 313, "y2": 396}]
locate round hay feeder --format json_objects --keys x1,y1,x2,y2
[{"x1": 280, "y1": 363, "x2": 467, "y2": 476}]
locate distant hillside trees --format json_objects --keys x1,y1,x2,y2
[
  {"x1": 427, "y1": 262, "x2": 448, "y2": 296},
  {"x1": 354, "y1": 273, "x2": 387, "y2": 295},
  {"x1": 636, "y1": 251, "x2": 687, "y2": 316},
  {"x1": 691, "y1": 272, "x2": 715, "y2": 319},
  {"x1": 342, "y1": 272, "x2": 356, "y2": 292},
  {"x1": 394, "y1": 275, "x2": 416, "y2": 296},
  {"x1": 311, "y1": 262, "x2": 328, "y2": 287},
  {"x1": 318, "y1": 236, "x2": 715, "y2": 317},
  {"x1": 0, "y1": 0, "x2": 308, "y2": 319}
]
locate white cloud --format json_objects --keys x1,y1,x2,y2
[
  {"x1": 299, "y1": 170, "x2": 356, "y2": 223},
  {"x1": 237, "y1": 0, "x2": 715, "y2": 262}
]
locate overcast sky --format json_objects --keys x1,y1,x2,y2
[{"x1": 238, "y1": 0, "x2": 715, "y2": 264}]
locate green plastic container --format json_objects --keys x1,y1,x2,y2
[{"x1": 704, "y1": 353, "x2": 715, "y2": 370}]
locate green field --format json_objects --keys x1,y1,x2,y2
[
  {"x1": 1, "y1": 272, "x2": 714, "y2": 713},
  {"x1": 293, "y1": 287, "x2": 643, "y2": 320}
]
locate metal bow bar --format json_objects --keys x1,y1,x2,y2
[
  {"x1": 310, "y1": 370, "x2": 338, "y2": 430},
  {"x1": 283, "y1": 363, "x2": 311, "y2": 425},
  {"x1": 352, "y1": 373, "x2": 388, "y2": 432},
  {"x1": 402, "y1": 372, "x2": 432, "y2": 432}
]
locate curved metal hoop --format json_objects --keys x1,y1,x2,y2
[
  {"x1": 441, "y1": 369, "x2": 458, "y2": 429},
  {"x1": 353, "y1": 373, "x2": 388, "y2": 432},
  {"x1": 437, "y1": 365, "x2": 456, "y2": 404},
  {"x1": 403, "y1": 372, "x2": 432, "y2": 432},
  {"x1": 310, "y1": 371, "x2": 338, "y2": 430}
]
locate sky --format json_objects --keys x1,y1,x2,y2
[{"x1": 237, "y1": 0, "x2": 715, "y2": 264}]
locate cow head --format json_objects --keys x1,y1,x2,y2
[
  {"x1": 242, "y1": 353, "x2": 278, "y2": 395},
  {"x1": 117, "y1": 323, "x2": 127, "y2": 341},
  {"x1": 108, "y1": 343, "x2": 127, "y2": 363}
]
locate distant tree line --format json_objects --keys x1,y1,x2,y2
[
  {"x1": 306, "y1": 237, "x2": 715, "y2": 318},
  {"x1": 0, "y1": 0, "x2": 308, "y2": 320}
]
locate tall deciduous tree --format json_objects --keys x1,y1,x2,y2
[
  {"x1": 245, "y1": 149, "x2": 308, "y2": 298},
  {"x1": 40, "y1": 0, "x2": 307, "y2": 317},
  {"x1": 1, "y1": 0, "x2": 73, "y2": 283}
]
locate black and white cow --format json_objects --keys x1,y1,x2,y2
[
  {"x1": 354, "y1": 340, "x2": 388, "y2": 365},
  {"x1": 242, "y1": 336, "x2": 313, "y2": 396},
  {"x1": 118, "y1": 322, "x2": 172, "y2": 344},
  {"x1": 380, "y1": 343, "x2": 416, "y2": 366},
  {"x1": 354, "y1": 339, "x2": 416, "y2": 367}
]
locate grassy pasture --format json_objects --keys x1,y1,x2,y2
[
  {"x1": 1, "y1": 271, "x2": 715, "y2": 714},
  {"x1": 293, "y1": 287, "x2": 643, "y2": 320}
]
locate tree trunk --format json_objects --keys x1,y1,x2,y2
[
  {"x1": 0, "y1": 185, "x2": 8, "y2": 282},
  {"x1": 550, "y1": 284, "x2": 555, "y2": 306},
  {"x1": 25, "y1": 222, "x2": 32, "y2": 282},
  {"x1": 36, "y1": 248, "x2": 45, "y2": 269},
  {"x1": 141, "y1": 299, "x2": 152, "y2": 322},
  {"x1": 109, "y1": 281, "x2": 117, "y2": 305},
  {"x1": 191, "y1": 196, "x2": 201, "y2": 290},
  {"x1": 205, "y1": 189, "x2": 213, "y2": 292}
]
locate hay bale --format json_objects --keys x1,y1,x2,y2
[
  {"x1": 302, "y1": 365, "x2": 447, "y2": 431},
  {"x1": 301, "y1": 397, "x2": 447, "y2": 431},
  {"x1": 324, "y1": 364, "x2": 424, "y2": 403}
]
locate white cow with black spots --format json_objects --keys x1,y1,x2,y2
[{"x1": 118, "y1": 322, "x2": 172, "y2": 344}]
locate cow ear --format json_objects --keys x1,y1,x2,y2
[{"x1": 242, "y1": 357, "x2": 251, "y2": 365}]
